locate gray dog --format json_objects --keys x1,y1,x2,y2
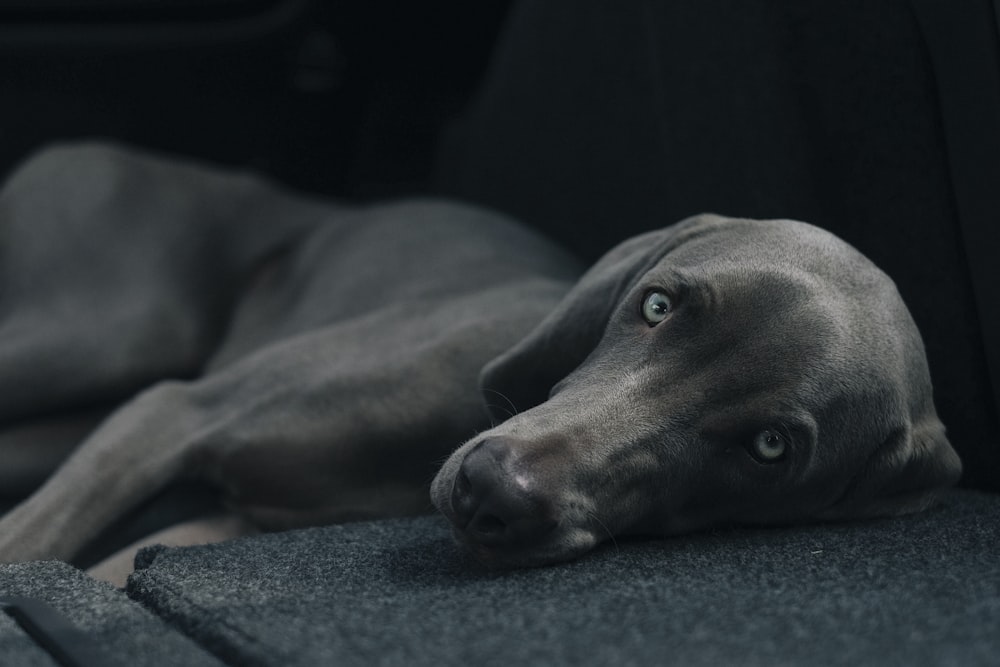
[{"x1": 0, "y1": 143, "x2": 961, "y2": 570}]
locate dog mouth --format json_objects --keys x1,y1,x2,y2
[
  {"x1": 441, "y1": 508, "x2": 602, "y2": 569},
  {"x1": 432, "y1": 461, "x2": 603, "y2": 568}
]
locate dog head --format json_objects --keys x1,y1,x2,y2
[{"x1": 431, "y1": 214, "x2": 961, "y2": 567}]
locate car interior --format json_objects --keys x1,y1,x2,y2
[{"x1": 1, "y1": 2, "x2": 998, "y2": 665}]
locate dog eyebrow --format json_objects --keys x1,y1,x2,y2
[{"x1": 636, "y1": 267, "x2": 692, "y2": 295}]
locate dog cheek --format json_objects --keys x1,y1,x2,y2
[
  {"x1": 582, "y1": 424, "x2": 716, "y2": 537},
  {"x1": 635, "y1": 439, "x2": 769, "y2": 532}
]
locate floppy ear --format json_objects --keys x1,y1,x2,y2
[
  {"x1": 821, "y1": 414, "x2": 962, "y2": 520},
  {"x1": 479, "y1": 214, "x2": 725, "y2": 420}
]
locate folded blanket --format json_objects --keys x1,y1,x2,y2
[
  {"x1": 0, "y1": 560, "x2": 221, "y2": 666},
  {"x1": 127, "y1": 489, "x2": 1000, "y2": 666}
]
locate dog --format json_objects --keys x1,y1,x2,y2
[{"x1": 0, "y1": 143, "x2": 961, "y2": 572}]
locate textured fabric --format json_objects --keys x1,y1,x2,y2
[
  {"x1": 0, "y1": 560, "x2": 222, "y2": 667},
  {"x1": 127, "y1": 489, "x2": 1000, "y2": 667}
]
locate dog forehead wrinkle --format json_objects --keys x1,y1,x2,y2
[{"x1": 661, "y1": 222, "x2": 877, "y2": 309}]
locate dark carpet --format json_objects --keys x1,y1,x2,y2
[
  {"x1": 126, "y1": 488, "x2": 1000, "y2": 666},
  {"x1": 0, "y1": 560, "x2": 221, "y2": 666}
]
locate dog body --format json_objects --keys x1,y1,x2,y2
[{"x1": 0, "y1": 144, "x2": 961, "y2": 568}]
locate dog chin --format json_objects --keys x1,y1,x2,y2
[{"x1": 444, "y1": 522, "x2": 600, "y2": 569}]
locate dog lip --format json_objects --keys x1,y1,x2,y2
[{"x1": 445, "y1": 517, "x2": 601, "y2": 569}]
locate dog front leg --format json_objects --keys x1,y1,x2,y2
[{"x1": 0, "y1": 381, "x2": 208, "y2": 563}]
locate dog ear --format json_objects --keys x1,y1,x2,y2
[
  {"x1": 821, "y1": 414, "x2": 962, "y2": 520},
  {"x1": 479, "y1": 214, "x2": 725, "y2": 420}
]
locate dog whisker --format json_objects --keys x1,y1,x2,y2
[
  {"x1": 587, "y1": 511, "x2": 619, "y2": 556},
  {"x1": 482, "y1": 389, "x2": 519, "y2": 419},
  {"x1": 482, "y1": 407, "x2": 512, "y2": 427}
]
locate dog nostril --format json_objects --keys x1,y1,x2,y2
[
  {"x1": 454, "y1": 468, "x2": 471, "y2": 496},
  {"x1": 449, "y1": 438, "x2": 560, "y2": 549},
  {"x1": 451, "y1": 468, "x2": 476, "y2": 528}
]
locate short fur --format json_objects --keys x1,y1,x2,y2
[{"x1": 0, "y1": 144, "x2": 960, "y2": 567}]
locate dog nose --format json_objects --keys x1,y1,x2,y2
[{"x1": 450, "y1": 438, "x2": 558, "y2": 548}]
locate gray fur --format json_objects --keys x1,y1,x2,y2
[
  {"x1": 431, "y1": 214, "x2": 962, "y2": 566},
  {"x1": 0, "y1": 143, "x2": 960, "y2": 567}
]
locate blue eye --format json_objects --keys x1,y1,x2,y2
[
  {"x1": 750, "y1": 429, "x2": 787, "y2": 463},
  {"x1": 642, "y1": 291, "x2": 673, "y2": 325}
]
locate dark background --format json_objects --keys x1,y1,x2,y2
[
  {"x1": 1, "y1": 0, "x2": 997, "y2": 492},
  {"x1": 0, "y1": 0, "x2": 510, "y2": 198}
]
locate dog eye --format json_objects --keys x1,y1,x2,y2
[
  {"x1": 750, "y1": 429, "x2": 787, "y2": 463},
  {"x1": 641, "y1": 291, "x2": 673, "y2": 325}
]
